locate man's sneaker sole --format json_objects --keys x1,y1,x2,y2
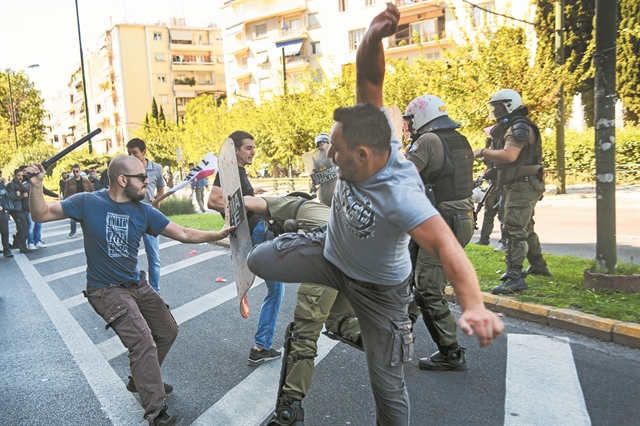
[{"x1": 247, "y1": 352, "x2": 281, "y2": 367}]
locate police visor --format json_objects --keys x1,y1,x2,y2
[{"x1": 488, "y1": 101, "x2": 510, "y2": 121}]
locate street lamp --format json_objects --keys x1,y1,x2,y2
[{"x1": 5, "y1": 64, "x2": 40, "y2": 150}]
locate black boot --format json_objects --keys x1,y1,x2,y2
[
  {"x1": 266, "y1": 397, "x2": 304, "y2": 426},
  {"x1": 525, "y1": 261, "x2": 551, "y2": 277},
  {"x1": 418, "y1": 346, "x2": 467, "y2": 371},
  {"x1": 492, "y1": 269, "x2": 528, "y2": 294}
]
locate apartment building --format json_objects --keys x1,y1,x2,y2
[
  {"x1": 220, "y1": 0, "x2": 535, "y2": 104},
  {"x1": 46, "y1": 19, "x2": 225, "y2": 154}
]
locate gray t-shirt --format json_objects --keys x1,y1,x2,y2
[
  {"x1": 324, "y1": 109, "x2": 439, "y2": 285},
  {"x1": 143, "y1": 159, "x2": 165, "y2": 204}
]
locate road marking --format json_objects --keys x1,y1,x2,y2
[
  {"x1": 42, "y1": 241, "x2": 204, "y2": 282},
  {"x1": 98, "y1": 277, "x2": 265, "y2": 361},
  {"x1": 505, "y1": 334, "x2": 591, "y2": 425},
  {"x1": 33, "y1": 240, "x2": 182, "y2": 265},
  {"x1": 192, "y1": 333, "x2": 339, "y2": 426},
  {"x1": 13, "y1": 253, "x2": 145, "y2": 426}
]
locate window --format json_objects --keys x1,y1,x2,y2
[
  {"x1": 311, "y1": 41, "x2": 322, "y2": 55},
  {"x1": 308, "y1": 13, "x2": 320, "y2": 27},
  {"x1": 154, "y1": 53, "x2": 165, "y2": 62},
  {"x1": 255, "y1": 23, "x2": 267, "y2": 38},
  {"x1": 338, "y1": 0, "x2": 348, "y2": 13},
  {"x1": 215, "y1": 35, "x2": 223, "y2": 43},
  {"x1": 153, "y1": 32, "x2": 163, "y2": 41},
  {"x1": 157, "y1": 75, "x2": 166, "y2": 83},
  {"x1": 473, "y1": 2, "x2": 495, "y2": 27},
  {"x1": 365, "y1": 0, "x2": 376, "y2": 5},
  {"x1": 217, "y1": 55, "x2": 225, "y2": 63},
  {"x1": 259, "y1": 77, "x2": 272, "y2": 92},
  {"x1": 241, "y1": 56, "x2": 248, "y2": 67},
  {"x1": 159, "y1": 95, "x2": 168, "y2": 104},
  {"x1": 348, "y1": 28, "x2": 365, "y2": 51},
  {"x1": 425, "y1": 52, "x2": 440, "y2": 60},
  {"x1": 411, "y1": 18, "x2": 438, "y2": 43},
  {"x1": 242, "y1": 81, "x2": 250, "y2": 94},
  {"x1": 196, "y1": 55, "x2": 205, "y2": 63},
  {"x1": 96, "y1": 104, "x2": 102, "y2": 114},
  {"x1": 256, "y1": 51, "x2": 269, "y2": 65}
]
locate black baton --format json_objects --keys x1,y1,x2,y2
[{"x1": 24, "y1": 128, "x2": 102, "y2": 180}]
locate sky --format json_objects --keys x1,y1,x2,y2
[{"x1": 1, "y1": 0, "x2": 223, "y2": 99}]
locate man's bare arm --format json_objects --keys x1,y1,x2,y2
[
  {"x1": 161, "y1": 221, "x2": 233, "y2": 243},
  {"x1": 356, "y1": 3, "x2": 399, "y2": 107},
  {"x1": 25, "y1": 164, "x2": 69, "y2": 223},
  {"x1": 409, "y1": 215, "x2": 504, "y2": 347},
  {"x1": 474, "y1": 145, "x2": 521, "y2": 163},
  {"x1": 243, "y1": 195, "x2": 269, "y2": 216},
  {"x1": 207, "y1": 185, "x2": 225, "y2": 213}
]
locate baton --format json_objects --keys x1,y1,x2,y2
[{"x1": 23, "y1": 128, "x2": 102, "y2": 180}]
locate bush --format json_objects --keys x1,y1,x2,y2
[{"x1": 158, "y1": 196, "x2": 195, "y2": 216}]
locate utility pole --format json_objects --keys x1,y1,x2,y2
[
  {"x1": 281, "y1": 46, "x2": 288, "y2": 96},
  {"x1": 6, "y1": 70, "x2": 19, "y2": 150},
  {"x1": 594, "y1": 0, "x2": 617, "y2": 271},
  {"x1": 555, "y1": 0, "x2": 566, "y2": 194},
  {"x1": 75, "y1": 0, "x2": 92, "y2": 153}
]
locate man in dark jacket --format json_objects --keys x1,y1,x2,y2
[
  {"x1": 6, "y1": 169, "x2": 31, "y2": 253},
  {"x1": 64, "y1": 164, "x2": 95, "y2": 238},
  {"x1": 0, "y1": 178, "x2": 14, "y2": 257}
]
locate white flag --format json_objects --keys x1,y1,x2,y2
[{"x1": 169, "y1": 152, "x2": 218, "y2": 194}]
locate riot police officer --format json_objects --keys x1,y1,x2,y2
[
  {"x1": 473, "y1": 89, "x2": 550, "y2": 295},
  {"x1": 403, "y1": 95, "x2": 475, "y2": 371}
]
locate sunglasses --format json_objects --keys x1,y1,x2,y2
[
  {"x1": 123, "y1": 174, "x2": 149, "y2": 182},
  {"x1": 73, "y1": 170, "x2": 80, "y2": 173}
]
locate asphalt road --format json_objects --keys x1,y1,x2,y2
[{"x1": 1, "y1": 210, "x2": 639, "y2": 426}]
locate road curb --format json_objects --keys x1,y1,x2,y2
[{"x1": 444, "y1": 287, "x2": 640, "y2": 349}]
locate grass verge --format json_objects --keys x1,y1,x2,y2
[
  {"x1": 168, "y1": 214, "x2": 225, "y2": 231},
  {"x1": 465, "y1": 244, "x2": 640, "y2": 323}
]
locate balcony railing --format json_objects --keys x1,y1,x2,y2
[
  {"x1": 172, "y1": 55, "x2": 213, "y2": 64},
  {"x1": 279, "y1": 27, "x2": 303, "y2": 38}
]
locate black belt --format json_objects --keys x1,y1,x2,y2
[{"x1": 351, "y1": 275, "x2": 411, "y2": 292}]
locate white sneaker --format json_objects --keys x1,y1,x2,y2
[
  {"x1": 35, "y1": 241, "x2": 47, "y2": 248},
  {"x1": 494, "y1": 242, "x2": 507, "y2": 252},
  {"x1": 28, "y1": 243, "x2": 37, "y2": 250}
]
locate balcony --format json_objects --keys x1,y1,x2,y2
[
  {"x1": 227, "y1": 39, "x2": 249, "y2": 56},
  {"x1": 274, "y1": 27, "x2": 308, "y2": 45},
  {"x1": 394, "y1": 0, "x2": 440, "y2": 9},
  {"x1": 222, "y1": 0, "x2": 306, "y2": 27},
  {"x1": 229, "y1": 65, "x2": 251, "y2": 81},
  {"x1": 170, "y1": 41, "x2": 215, "y2": 52}
]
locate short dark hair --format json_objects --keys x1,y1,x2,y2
[
  {"x1": 126, "y1": 138, "x2": 147, "y2": 152},
  {"x1": 72, "y1": 164, "x2": 80, "y2": 170},
  {"x1": 188, "y1": 162, "x2": 194, "y2": 167},
  {"x1": 228, "y1": 131, "x2": 254, "y2": 149},
  {"x1": 333, "y1": 103, "x2": 391, "y2": 153},
  {"x1": 14, "y1": 169, "x2": 21, "y2": 176}
]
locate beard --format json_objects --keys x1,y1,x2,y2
[{"x1": 124, "y1": 181, "x2": 146, "y2": 201}]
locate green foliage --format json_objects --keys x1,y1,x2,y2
[
  {"x1": 0, "y1": 70, "x2": 46, "y2": 167},
  {"x1": 48, "y1": 148, "x2": 112, "y2": 191},
  {"x1": 466, "y1": 244, "x2": 640, "y2": 323},
  {"x1": 618, "y1": 0, "x2": 640, "y2": 124},
  {"x1": 158, "y1": 196, "x2": 195, "y2": 216}
]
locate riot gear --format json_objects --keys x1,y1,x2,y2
[
  {"x1": 314, "y1": 132, "x2": 330, "y2": 148},
  {"x1": 403, "y1": 95, "x2": 460, "y2": 137},
  {"x1": 488, "y1": 89, "x2": 524, "y2": 121}
]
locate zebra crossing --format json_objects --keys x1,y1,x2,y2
[{"x1": 4, "y1": 219, "x2": 636, "y2": 425}]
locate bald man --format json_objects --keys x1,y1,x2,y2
[{"x1": 26, "y1": 156, "x2": 232, "y2": 426}]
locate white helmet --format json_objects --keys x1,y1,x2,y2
[
  {"x1": 488, "y1": 89, "x2": 524, "y2": 121},
  {"x1": 314, "y1": 132, "x2": 330, "y2": 147},
  {"x1": 403, "y1": 95, "x2": 459, "y2": 135}
]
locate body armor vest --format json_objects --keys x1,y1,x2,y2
[
  {"x1": 422, "y1": 129, "x2": 474, "y2": 206},
  {"x1": 490, "y1": 116, "x2": 542, "y2": 181}
]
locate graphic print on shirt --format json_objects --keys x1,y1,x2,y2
[
  {"x1": 333, "y1": 182, "x2": 375, "y2": 239},
  {"x1": 106, "y1": 212, "x2": 129, "y2": 258}
]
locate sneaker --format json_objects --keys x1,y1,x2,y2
[
  {"x1": 494, "y1": 242, "x2": 507, "y2": 252},
  {"x1": 28, "y1": 243, "x2": 37, "y2": 250},
  {"x1": 492, "y1": 277, "x2": 529, "y2": 295},
  {"x1": 67, "y1": 232, "x2": 75, "y2": 239},
  {"x1": 3, "y1": 251, "x2": 13, "y2": 258},
  {"x1": 418, "y1": 347, "x2": 468, "y2": 371},
  {"x1": 147, "y1": 406, "x2": 180, "y2": 426},
  {"x1": 35, "y1": 241, "x2": 47, "y2": 248},
  {"x1": 126, "y1": 376, "x2": 173, "y2": 395},
  {"x1": 525, "y1": 263, "x2": 551, "y2": 277},
  {"x1": 248, "y1": 347, "x2": 282, "y2": 367}
]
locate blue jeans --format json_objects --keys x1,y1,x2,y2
[
  {"x1": 143, "y1": 233, "x2": 161, "y2": 293},
  {"x1": 251, "y1": 220, "x2": 285, "y2": 350},
  {"x1": 27, "y1": 212, "x2": 42, "y2": 244}
]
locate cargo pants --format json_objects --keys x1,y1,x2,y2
[
  {"x1": 84, "y1": 271, "x2": 178, "y2": 423},
  {"x1": 248, "y1": 231, "x2": 414, "y2": 426}
]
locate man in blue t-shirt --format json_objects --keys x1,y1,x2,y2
[
  {"x1": 25, "y1": 156, "x2": 232, "y2": 426},
  {"x1": 247, "y1": 5, "x2": 504, "y2": 426}
]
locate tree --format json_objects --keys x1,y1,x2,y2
[
  {"x1": 0, "y1": 70, "x2": 46, "y2": 167},
  {"x1": 618, "y1": 0, "x2": 640, "y2": 124},
  {"x1": 535, "y1": 0, "x2": 596, "y2": 127}
]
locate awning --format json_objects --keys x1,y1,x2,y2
[
  {"x1": 171, "y1": 29, "x2": 192, "y2": 41},
  {"x1": 276, "y1": 39, "x2": 303, "y2": 56},
  {"x1": 256, "y1": 51, "x2": 269, "y2": 64},
  {"x1": 226, "y1": 23, "x2": 244, "y2": 37}
]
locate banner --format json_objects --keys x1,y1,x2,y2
[{"x1": 169, "y1": 152, "x2": 218, "y2": 194}]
